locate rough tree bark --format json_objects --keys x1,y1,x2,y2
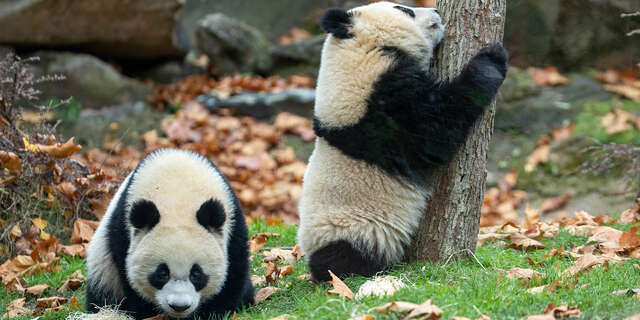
[{"x1": 406, "y1": 0, "x2": 507, "y2": 262}]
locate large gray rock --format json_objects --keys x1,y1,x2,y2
[
  {"x1": 0, "y1": 0, "x2": 182, "y2": 58},
  {"x1": 174, "y1": 0, "x2": 367, "y2": 53},
  {"x1": 195, "y1": 13, "x2": 273, "y2": 75},
  {"x1": 270, "y1": 35, "x2": 325, "y2": 77},
  {"x1": 505, "y1": 0, "x2": 640, "y2": 70},
  {"x1": 196, "y1": 89, "x2": 315, "y2": 119},
  {"x1": 29, "y1": 51, "x2": 150, "y2": 109}
]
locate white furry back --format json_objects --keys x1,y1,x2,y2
[{"x1": 298, "y1": 139, "x2": 430, "y2": 263}]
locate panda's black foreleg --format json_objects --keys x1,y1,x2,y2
[
  {"x1": 309, "y1": 240, "x2": 386, "y2": 282},
  {"x1": 439, "y1": 43, "x2": 508, "y2": 110}
]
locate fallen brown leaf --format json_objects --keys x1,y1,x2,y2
[
  {"x1": 506, "y1": 233, "x2": 546, "y2": 251},
  {"x1": 254, "y1": 286, "x2": 280, "y2": 305},
  {"x1": 2, "y1": 298, "x2": 30, "y2": 318},
  {"x1": 529, "y1": 67, "x2": 570, "y2": 86},
  {"x1": 552, "y1": 123, "x2": 574, "y2": 143},
  {"x1": 0, "y1": 151, "x2": 22, "y2": 173},
  {"x1": 327, "y1": 270, "x2": 354, "y2": 299},
  {"x1": 525, "y1": 136, "x2": 550, "y2": 172},
  {"x1": 26, "y1": 283, "x2": 49, "y2": 295},
  {"x1": 507, "y1": 267, "x2": 543, "y2": 280},
  {"x1": 539, "y1": 194, "x2": 571, "y2": 213},
  {"x1": 543, "y1": 303, "x2": 581, "y2": 318},
  {"x1": 35, "y1": 137, "x2": 82, "y2": 158},
  {"x1": 405, "y1": 299, "x2": 443, "y2": 319},
  {"x1": 251, "y1": 275, "x2": 266, "y2": 286},
  {"x1": 604, "y1": 84, "x2": 640, "y2": 102},
  {"x1": 620, "y1": 225, "x2": 640, "y2": 249},
  {"x1": 375, "y1": 301, "x2": 420, "y2": 314},
  {"x1": 600, "y1": 108, "x2": 635, "y2": 134},
  {"x1": 619, "y1": 209, "x2": 640, "y2": 224}
]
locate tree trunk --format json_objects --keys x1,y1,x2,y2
[{"x1": 405, "y1": 0, "x2": 507, "y2": 262}]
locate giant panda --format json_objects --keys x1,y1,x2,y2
[
  {"x1": 86, "y1": 149, "x2": 254, "y2": 319},
  {"x1": 298, "y1": 1, "x2": 508, "y2": 281}
]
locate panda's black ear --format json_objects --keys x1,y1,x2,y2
[
  {"x1": 196, "y1": 199, "x2": 226, "y2": 232},
  {"x1": 129, "y1": 200, "x2": 160, "y2": 230},
  {"x1": 321, "y1": 8, "x2": 353, "y2": 39}
]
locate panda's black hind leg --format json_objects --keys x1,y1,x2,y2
[{"x1": 309, "y1": 240, "x2": 386, "y2": 282}]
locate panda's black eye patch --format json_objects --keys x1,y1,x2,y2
[
  {"x1": 196, "y1": 199, "x2": 226, "y2": 232},
  {"x1": 189, "y1": 264, "x2": 208, "y2": 291},
  {"x1": 394, "y1": 6, "x2": 415, "y2": 18},
  {"x1": 130, "y1": 200, "x2": 160, "y2": 231},
  {"x1": 149, "y1": 263, "x2": 170, "y2": 289}
]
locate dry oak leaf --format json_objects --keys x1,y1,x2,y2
[
  {"x1": 374, "y1": 301, "x2": 420, "y2": 314},
  {"x1": 562, "y1": 253, "x2": 615, "y2": 277},
  {"x1": 254, "y1": 286, "x2": 280, "y2": 305},
  {"x1": 529, "y1": 66, "x2": 570, "y2": 86},
  {"x1": 26, "y1": 283, "x2": 49, "y2": 295},
  {"x1": 525, "y1": 138, "x2": 550, "y2": 173},
  {"x1": 604, "y1": 84, "x2": 640, "y2": 102},
  {"x1": 506, "y1": 267, "x2": 543, "y2": 280},
  {"x1": 0, "y1": 150, "x2": 22, "y2": 173},
  {"x1": 251, "y1": 275, "x2": 266, "y2": 286},
  {"x1": 70, "y1": 218, "x2": 99, "y2": 244},
  {"x1": 6, "y1": 276, "x2": 27, "y2": 294},
  {"x1": 506, "y1": 233, "x2": 546, "y2": 251},
  {"x1": 2, "y1": 298, "x2": 30, "y2": 318},
  {"x1": 36, "y1": 296, "x2": 68, "y2": 308},
  {"x1": 619, "y1": 209, "x2": 640, "y2": 224},
  {"x1": 587, "y1": 226, "x2": 623, "y2": 246},
  {"x1": 600, "y1": 108, "x2": 635, "y2": 135},
  {"x1": 291, "y1": 244, "x2": 304, "y2": 260},
  {"x1": 543, "y1": 303, "x2": 581, "y2": 318},
  {"x1": 327, "y1": 269, "x2": 354, "y2": 299},
  {"x1": 476, "y1": 233, "x2": 510, "y2": 247},
  {"x1": 57, "y1": 243, "x2": 87, "y2": 258},
  {"x1": 405, "y1": 299, "x2": 443, "y2": 320},
  {"x1": 524, "y1": 204, "x2": 541, "y2": 229},
  {"x1": 552, "y1": 123, "x2": 574, "y2": 143},
  {"x1": 35, "y1": 137, "x2": 82, "y2": 158},
  {"x1": 539, "y1": 194, "x2": 571, "y2": 213},
  {"x1": 249, "y1": 233, "x2": 280, "y2": 253},
  {"x1": 264, "y1": 248, "x2": 296, "y2": 264},
  {"x1": 620, "y1": 225, "x2": 640, "y2": 248}
]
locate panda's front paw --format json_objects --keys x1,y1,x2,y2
[{"x1": 471, "y1": 44, "x2": 508, "y2": 78}]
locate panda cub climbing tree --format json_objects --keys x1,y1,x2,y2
[
  {"x1": 86, "y1": 149, "x2": 253, "y2": 319},
  {"x1": 298, "y1": 1, "x2": 508, "y2": 281}
]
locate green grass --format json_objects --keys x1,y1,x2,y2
[{"x1": 2, "y1": 221, "x2": 640, "y2": 319}]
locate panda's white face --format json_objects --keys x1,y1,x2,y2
[
  {"x1": 121, "y1": 150, "x2": 236, "y2": 318},
  {"x1": 315, "y1": 2, "x2": 445, "y2": 128},
  {"x1": 347, "y1": 2, "x2": 444, "y2": 59},
  {"x1": 126, "y1": 222, "x2": 228, "y2": 319}
]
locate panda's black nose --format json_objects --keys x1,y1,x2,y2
[{"x1": 169, "y1": 304, "x2": 190, "y2": 312}]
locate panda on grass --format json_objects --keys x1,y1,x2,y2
[
  {"x1": 86, "y1": 149, "x2": 253, "y2": 319},
  {"x1": 298, "y1": 2, "x2": 508, "y2": 281}
]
